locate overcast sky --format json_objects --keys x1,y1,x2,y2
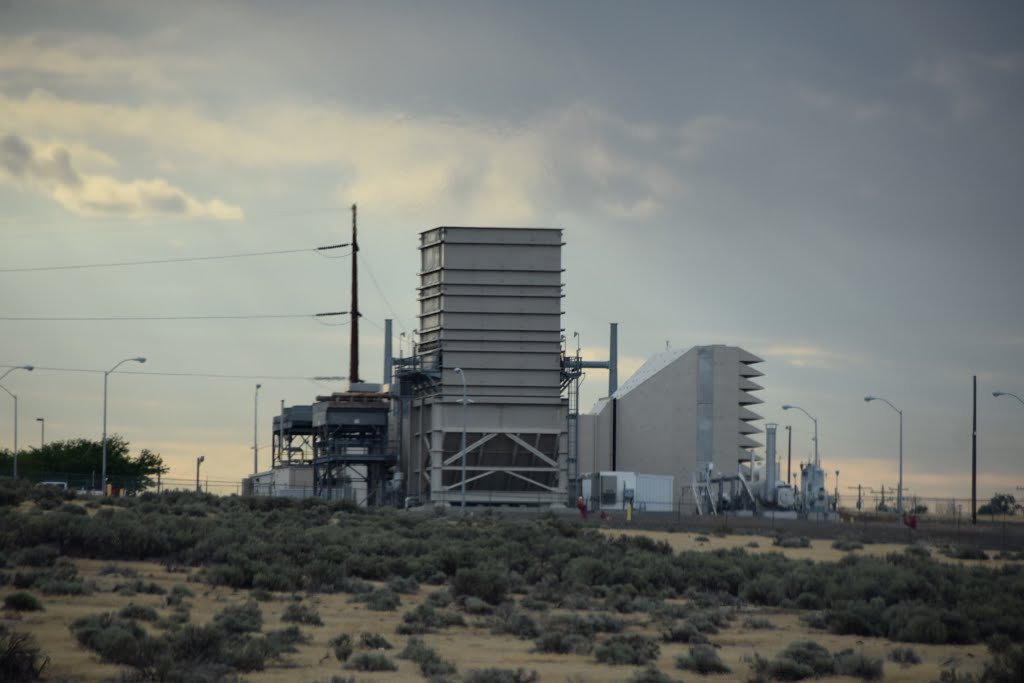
[{"x1": 1, "y1": 1, "x2": 1022, "y2": 501}]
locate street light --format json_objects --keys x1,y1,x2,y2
[
  {"x1": 102, "y1": 357, "x2": 146, "y2": 495},
  {"x1": 453, "y1": 367, "x2": 472, "y2": 511},
  {"x1": 36, "y1": 417, "x2": 44, "y2": 448},
  {"x1": 781, "y1": 404, "x2": 818, "y2": 470},
  {"x1": 865, "y1": 394, "x2": 903, "y2": 517},
  {"x1": 0, "y1": 365, "x2": 32, "y2": 479},
  {"x1": 993, "y1": 391, "x2": 1024, "y2": 406},
  {"x1": 253, "y1": 384, "x2": 261, "y2": 474},
  {"x1": 196, "y1": 455, "x2": 205, "y2": 492}
]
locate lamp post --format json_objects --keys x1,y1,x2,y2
[
  {"x1": 196, "y1": 455, "x2": 205, "y2": 492},
  {"x1": 0, "y1": 365, "x2": 32, "y2": 479},
  {"x1": 993, "y1": 391, "x2": 1024, "y2": 406},
  {"x1": 864, "y1": 395, "x2": 903, "y2": 517},
  {"x1": 253, "y1": 384, "x2": 261, "y2": 474},
  {"x1": 453, "y1": 367, "x2": 469, "y2": 511},
  {"x1": 102, "y1": 357, "x2": 146, "y2": 495},
  {"x1": 782, "y1": 404, "x2": 818, "y2": 470},
  {"x1": 36, "y1": 417, "x2": 44, "y2": 448}
]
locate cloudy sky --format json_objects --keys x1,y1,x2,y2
[{"x1": 1, "y1": 1, "x2": 1022, "y2": 501}]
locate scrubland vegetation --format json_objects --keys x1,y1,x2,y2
[{"x1": 0, "y1": 475, "x2": 1022, "y2": 682}]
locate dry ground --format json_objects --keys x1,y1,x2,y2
[{"x1": 1, "y1": 523, "x2": 1002, "y2": 683}]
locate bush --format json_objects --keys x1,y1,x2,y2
[
  {"x1": 425, "y1": 588, "x2": 453, "y2": 608},
  {"x1": 388, "y1": 575, "x2": 420, "y2": 594},
  {"x1": 940, "y1": 545, "x2": 988, "y2": 561},
  {"x1": 533, "y1": 631, "x2": 593, "y2": 655},
  {"x1": 452, "y1": 566, "x2": 509, "y2": 605},
  {"x1": 396, "y1": 604, "x2": 465, "y2": 634},
  {"x1": 834, "y1": 649, "x2": 884, "y2": 680},
  {"x1": 281, "y1": 602, "x2": 323, "y2": 626},
  {"x1": 776, "y1": 641, "x2": 834, "y2": 677},
  {"x1": 626, "y1": 665, "x2": 681, "y2": 683},
  {"x1": 359, "y1": 632, "x2": 392, "y2": 650},
  {"x1": 832, "y1": 539, "x2": 864, "y2": 551},
  {"x1": 888, "y1": 646, "x2": 921, "y2": 665},
  {"x1": 773, "y1": 535, "x2": 810, "y2": 549},
  {"x1": 661, "y1": 621, "x2": 709, "y2": 644},
  {"x1": 397, "y1": 636, "x2": 456, "y2": 676},
  {"x1": 0, "y1": 625, "x2": 47, "y2": 681},
  {"x1": 594, "y1": 634, "x2": 660, "y2": 665},
  {"x1": 364, "y1": 587, "x2": 401, "y2": 611},
  {"x1": 463, "y1": 596, "x2": 493, "y2": 615},
  {"x1": 68, "y1": 613, "x2": 153, "y2": 669},
  {"x1": 118, "y1": 603, "x2": 159, "y2": 622},
  {"x1": 330, "y1": 634, "x2": 353, "y2": 662},
  {"x1": 213, "y1": 600, "x2": 263, "y2": 634},
  {"x1": 489, "y1": 605, "x2": 539, "y2": 638},
  {"x1": 463, "y1": 668, "x2": 538, "y2": 683},
  {"x1": 344, "y1": 652, "x2": 398, "y2": 671},
  {"x1": 676, "y1": 644, "x2": 730, "y2": 674},
  {"x1": 743, "y1": 616, "x2": 774, "y2": 629},
  {"x1": 15, "y1": 545, "x2": 60, "y2": 568},
  {"x1": 3, "y1": 592, "x2": 44, "y2": 612}
]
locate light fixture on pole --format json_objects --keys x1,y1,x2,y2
[
  {"x1": 36, "y1": 417, "x2": 44, "y2": 448},
  {"x1": 781, "y1": 404, "x2": 818, "y2": 470},
  {"x1": 102, "y1": 357, "x2": 146, "y2": 495},
  {"x1": 0, "y1": 365, "x2": 32, "y2": 479},
  {"x1": 993, "y1": 391, "x2": 1024, "y2": 406},
  {"x1": 453, "y1": 367, "x2": 472, "y2": 511},
  {"x1": 196, "y1": 455, "x2": 205, "y2": 492},
  {"x1": 864, "y1": 394, "x2": 903, "y2": 517},
  {"x1": 253, "y1": 384, "x2": 261, "y2": 474}
]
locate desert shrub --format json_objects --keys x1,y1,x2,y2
[
  {"x1": 452, "y1": 565, "x2": 509, "y2": 605},
  {"x1": 167, "y1": 583, "x2": 194, "y2": 607},
  {"x1": 940, "y1": 545, "x2": 988, "y2": 561},
  {"x1": 594, "y1": 634, "x2": 660, "y2": 665},
  {"x1": 363, "y1": 587, "x2": 401, "y2": 611},
  {"x1": 344, "y1": 652, "x2": 397, "y2": 671},
  {"x1": 489, "y1": 605, "x2": 539, "y2": 638},
  {"x1": 3, "y1": 591, "x2": 44, "y2": 612},
  {"x1": 463, "y1": 668, "x2": 539, "y2": 683},
  {"x1": 741, "y1": 575, "x2": 785, "y2": 606},
  {"x1": 396, "y1": 604, "x2": 465, "y2": 634},
  {"x1": 626, "y1": 664, "x2": 681, "y2": 683},
  {"x1": 35, "y1": 497, "x2": 60, "y2": 511},
  {"x1": 425, "y1": 588, "x2": 452, "y2": 608},
  {"x1": 281, "y1": 602, "x2": 323, "y2": 626},
  {"x1": 533, "y1": 630, "x2": 594, "y2": 655},
  {"x1": 743, "y1": 616, "x2": 775, "y2": 629},
  {"x1": 388, "y1": 575, "x2": 419, "y2": 594},
  {"x1": 329, "y1": 634, "x2": 353, "y2": 662},
  {"x1": 98, "y1": 563, "x2": 139, "y2": 577},
  {"x1": 766, "y1": 640, "x2": 834, "y2": 680},
  {"x1": 265, "y1": 624, "x2": 309, "y2": 653},
  {"x1": 463, "y1": 596, "x2": 493, "y2": 615},
  {"x1": 0, "y1": 624, "x2": 47, "y2": 681},
  {"x1": 118, "y1": 603, "x2": 159, "y2": 622},
  {"x1": 676, "y1": 644, "x2": 730, "y2": 674},
  {"x1": 114, "y1": 579, "x2": 166, "y2": 596},
  {"x1": 773, "y1": 535, "x2": 810, "y2": 549},
  {"x1": 213, "y1": 600, "x2": 263, "y2": 634},
  {"x1": 397, "y1": 636, "x2": 456, "y2": 676},
  {"x1": 833, "y1": 649, "x2": 884, "y2": 680},
  {"x1": 832, "y1": 539, "x2": 864, "y2": 551},
  {"x1": 747, "y1": 541, "x2": 760, "y2": 548},
  {"x1": 661, "y1": 621, "x2": 709, "y2": 644},
  {"x1": 887, "y1": 646, "x2": 921, "y2": 665},
  {"x1": 695, "y1": 535, "x2": 710, "y2": 543},
  {"x1": 68, "y1": 612, "x2": 154, "y2": 669},
  {"x1": 56, "y1": 502, "x2": 87, "y2": 515},
  {"x1": 15, "y1": 545, "x2": 60, "y2": 567},
  {"x1": 359, "y1": 632, "x2": 392, "y2": 649}
]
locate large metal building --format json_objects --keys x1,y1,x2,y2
[
  {"x1": 398, "y1": 227, "x2": 568, "y2": 506},
  {"x1": 577, "y1": 344, "x2": 764, "y2": 512}
]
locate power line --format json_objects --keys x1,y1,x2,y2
[
  {"x1": 0, "y1": 244, "x2": 348, "y2": 274},
  {"x1": 359, "y1": 251, "x2": 411, "y2": 335},
  {"x1": 0, "y1": 312, "x2": 347, "y2": 322},
  {"x1": 15, "y1": 365, "x2": 342, "y2": 381}
]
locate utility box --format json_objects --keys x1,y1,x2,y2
[{"x1": 580, "y1": 471, "x2": 673, "y2": 513}]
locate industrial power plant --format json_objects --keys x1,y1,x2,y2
[{"x1": 242, "y1": 217, "x2": 836, "y2": 520}]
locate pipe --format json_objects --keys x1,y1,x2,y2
[
  {"x1": 609, "y1": 322, "x2": 618, "y2": 395},
  {"x1": 383, "y1": 319, "x2": 393, "y2": 386},
  {"x1": 765, "y1": 423, "x2": 777, "y2": 503}
]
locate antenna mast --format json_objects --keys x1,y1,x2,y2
[{"x1": 349, "y1": 204, "x2": 360, "y2": 384}]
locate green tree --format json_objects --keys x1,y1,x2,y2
[
  {"x1": 0, "y1": 436, "x2": 167, "y2": 493},
  {"x1": 978, "y1": 493, "x2": 1021, "y2": 516}
]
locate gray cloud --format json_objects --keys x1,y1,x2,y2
[{"x1": 1, "y1": 133, "x2": 81, "y2": 186}]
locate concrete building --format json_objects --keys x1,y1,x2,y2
[
  {"x1": 399, "y1": 227, "x2": 567, "y2": 506},
  {"x1": 577, "y1": 345, "x2": 764, "y2": 512}
]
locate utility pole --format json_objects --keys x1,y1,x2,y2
[
  {"x1": 786, "y1": 425, "x2": 792, "y2": 485},
  {"x1": 972, "y1": 375, "x2": 977, "y2": 525},
  {"x1": 349, "y1": 204, "x2": 360, "y2": 384}
]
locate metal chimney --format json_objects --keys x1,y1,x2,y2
[{"x1": 765, "y1": 423, "x2": 778, "y2": 503}]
